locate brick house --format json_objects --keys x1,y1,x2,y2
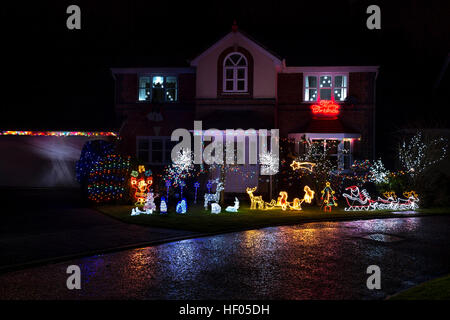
[{"x1": 111, "y1": 24, "x2": 378, "y2": 194}]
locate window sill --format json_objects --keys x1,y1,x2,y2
[
  {"x1": 221, "y1": 92, "x2": 249, "y2": 95},
  {"x1": 302, "y1": 100, "x2": 346, "y2": 104}
]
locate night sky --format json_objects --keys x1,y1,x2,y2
[{"x1": 1, "y1": 0, "x2": 449, "y2": 159}]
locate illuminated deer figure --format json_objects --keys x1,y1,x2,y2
[
  {"x1": 400, "y1": 191, "x2": 419, "y2": 210},
  {"x1": 246, "y1": 186, "x2": 264, "y2": 210},
  {"x1": 204, "y1": 179, "x2": 224, "y2": 210}
]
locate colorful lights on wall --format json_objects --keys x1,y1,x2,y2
[{"x1": 0, "y1": 131, "x2": 117, "y2": 137}]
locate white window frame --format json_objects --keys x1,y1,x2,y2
[
  {"x1": 136, "y1": 136, "x2": 173, "y2": 165},
  {"x1": 303, "y1": 73, "x2": 348, "y2": 102},
  {"x1": 137, "y1": 75, "x2": 178, "y2": 102},
  {"x1": 223, "y1": 52, "x2": 248, "y2": 93}
]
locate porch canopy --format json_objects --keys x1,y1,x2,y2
[
  {"x1": 288, "y1": 119, "x2": 361, "y2": 141},
  {"x1": 288, "y1": 119, "x2": 360, "y2": 170}
]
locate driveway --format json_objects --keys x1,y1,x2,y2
[
  {"x1": 0, "y1": 188, "x2": 198, "y2": 270},
  {"x1": 1, "y1": 215, "x2": 449, "y2": 299}
]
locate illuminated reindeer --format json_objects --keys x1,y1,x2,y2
[
  {"x1": 398, "y1": 191, "x2": 419, "y2": 210},
  {"x1": 204, "y1": 179, "x2": 224, "y2": 210},
  {"x1": 246, "y1": 186, "x2": 265, "y2": 210}
]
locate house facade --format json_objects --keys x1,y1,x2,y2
[{"x1": 111, "y1": 25, "x2": 378, "y2": 194}]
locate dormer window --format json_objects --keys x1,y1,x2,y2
[{"x1": 223, "y1": 53, "x2": 248, "y2": 93}]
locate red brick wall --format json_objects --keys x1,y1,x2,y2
[
  {"x1": 178, "y1": 73, "x2": 196, "y2": 103},
  {"x1": 277, "y1": 73, "x2": 303, "y2": 104},
  {"x1": 117, "y1": 74, "x2": 137, "y2": 103},
  {"x1": 349, "y1": 72, "x2": 376, "y2": 104}
]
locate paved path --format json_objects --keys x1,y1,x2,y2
[
  {"x1": 1, "y1": 215, "x2": 449, "y2": 299},
  {"x1": 0, "y1": 189, "x2": 197, "y2": 270}
]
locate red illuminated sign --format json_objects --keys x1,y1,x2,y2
[{"x1": 311, "y1": 100, "x2": 340, "y2": 117}]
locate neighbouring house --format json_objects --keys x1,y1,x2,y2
[{"x1": 111, "y1": 23, "x2": 379, "y2": 195}]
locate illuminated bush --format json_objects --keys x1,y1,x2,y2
[{"x1": 87, "y1": 154, "x2": 131, "y2": 203}]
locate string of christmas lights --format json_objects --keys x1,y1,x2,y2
[{"x1": 0, "y1": 131, "x2": 117, "y2": 137}]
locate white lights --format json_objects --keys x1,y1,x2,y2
[
  {"x1": 211, "y1": 203, "x2": 221, "y2": 214},
  {"x1": 204, "y1": 178, "x2": 224, "y2": 210},
  {"x1": 399, "y1": 131, "x2": 447, "y2": 177},
  {"x1": 260, "y1": 152, "x2": 279, "y2": 175},
  {"x1": 369, "y1": 159, "x2": 390, "y2": 184},
  {"x1": 225, "y1": 197, "x2": 240, "y2": 212},
  {"x1": 342, "y1": 186, "x2": 420, "y2": 211}
]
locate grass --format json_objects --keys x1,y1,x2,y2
[
  {"x1": 389, "y1": 274, "x2": 450, "y2": 300},
  {"x1": 95, "y1": 203, "x2": 450, "y2": 233}
]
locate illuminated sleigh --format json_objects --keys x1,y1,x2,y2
[{"x1": 342, "y1": 186, "x2": 377, "y2": 211}]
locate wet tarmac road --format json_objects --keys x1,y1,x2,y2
[{"x1": 1, "y1": 216, "x2": 450, "y2": 300}]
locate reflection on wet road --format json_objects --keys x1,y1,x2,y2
[{"x1": 1, "y1": 216, "x2": 450, "y2": 299}]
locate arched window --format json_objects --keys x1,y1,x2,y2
[{"x1": 223, "y1": 52, "x2": 248, "y2": 92}]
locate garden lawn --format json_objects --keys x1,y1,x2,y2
[
  {"x1": 95, "y1": 204, "x2": 449, "y2": 234},
  {"x1": 389, "y1": 274, "x2": 450, "y2": 300}
]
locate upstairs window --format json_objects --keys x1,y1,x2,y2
[
  {"x1": 223, "y1": 53, "x2": 248, "y2": 93},
  {"x1": 138, "y1": 76, "x2": 178, "y2": 102},
  {"x1": 304, "y1": 74, "x2": 347, "y2": 102}
]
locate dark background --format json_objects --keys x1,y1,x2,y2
[{"x1": 1, "y1": 0, "x2": 449, "y2": 162}]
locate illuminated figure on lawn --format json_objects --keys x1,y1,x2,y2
[
  {"x1": 250, "y1": 185, "x2": 315, "y2": 211},
  {"x1": 204, "y1": 178, "x2": 224, "y2": 210},
  {"x1": 303, "y1": 185, "x2": 315, "y2": 203},
  {"x1": 342, "y1": 186, "x2": 377, "y2": 211},
  {"x1": 321, "y1": 181, "x2": 338, "y2": 212},
  {"x1": 246, "y1": 186, "x2": 265, "y2": 210},
  {"x1": 160, "y1": 197, "x2": 167, "y2": 214},
  {"x1": 225, "y1": 197, "x2": 240, "y2": 213},
  {"x1": 176, "y1": 198, "x2": 187, "y2": 214},
  {"x1": 264, "y1": 187, "x2": 315, "y2": 211},
  {"x1": 211, "y1": 203, "x2": 221, "y2": 214},
  {"x1": 130, "y1": 165, "x2": 153, "y2": 206},
  {"x1": 342, "y1": 186, "x2": 419, "y2": 211},
  {"x1": 131, "y1": 191, "x2": 157, "y2": 216},
  {"x1": 143, "y1": 191, "x2": 157, "y2": 213}
]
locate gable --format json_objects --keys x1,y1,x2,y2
[{"x1": 190, "y1": 31, "x2": 282, "y2": 66}]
